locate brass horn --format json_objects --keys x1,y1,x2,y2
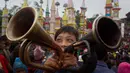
[
  {"x1": 6, "y1": 7, "x2": 63, "y2": 70},
  {"x1": 73, "y1": 16, "x2": 122, "y2": 51}
]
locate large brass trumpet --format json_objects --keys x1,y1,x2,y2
[
  {"x1": 63, "y1": 16, "x2": 122, "y2": 72},
  {"x1": 6, "y1": 7, "x2": 63, "y2": 70},
  {"x1": 70, "y1": 16, "x2": 122, "y2": 52}
]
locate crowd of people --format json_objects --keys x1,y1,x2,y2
[{"x1": 0, "y1": 25, "x2": 130, "y2": 73}]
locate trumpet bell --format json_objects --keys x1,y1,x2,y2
[
  {"x1": 93, "y1": 16, "x2": 121, "y2": 49},
  {"x1": 6, "y1": 7, "x2": 37, "y2": 41},
  {"x1": 6, "y1": 7, "x2": 61, "y2": 50},
  {"x1": 80, "y1": 16, "x2": 122, "y2": 51}
]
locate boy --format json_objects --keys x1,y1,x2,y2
[{"x1": 44, "y1": 25, "x2": 97, "y2": 73}]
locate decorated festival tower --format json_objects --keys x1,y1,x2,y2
[
  {"x1": 67, "y1": 0, "x2": 76, "y2": 28},
  {"x1": 62, "y1": 3, "x2": 68, "y2": 26},
  {"x1": 44, "y1": 0, "x2": 50, "y2": 32},
  {"x1": 49, "y1": 0, "x2": 56, "y2": 38},
  {"x1": 112, "y1": 0, "x2": 121, "y2": 20},
  {"x1": 1, "y1": 0, "x2": 9, "y2": 36},
  {"x1": 55, "y1": 2, "x2": 61, "y2": 31},
  {"x1": 79, "y1": 0, "x2": 87, "y2": 37},
  {"x1": 105, "y1": 0, "x2": 113, "y2": 17},
  {"x1": 38, "y1": 0, "x2": 44, "y2": 26}
]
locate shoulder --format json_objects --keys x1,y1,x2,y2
[
  {"x1": 93, "y1": 64, "x2": 115, "y2": 73},
  {"x1": 93, "y1": 69, "x2": 115, "y2": 73}
]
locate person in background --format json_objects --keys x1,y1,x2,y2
[
  {"x1": 33, "y1": 45, "x2": 45, "y2": 63},
  {"x1": 0, "y1": 35, "x2": 11, "y2": 63},
  {"x1": 0, "y1": 36, "x2": 12, "y2": 73},
  {"x1": 93, "y1": 45, "x2": 115, "y2": 73},
  {"x1": 118, "y1": 62, "x2": 130, "y2": 73},
  {"x1": 33, "y1": 45, "x2": 45, "y2": 73},
  {"x1": 0, "y1": 53, "x2": 12, "y2": 73},
  {"x1": 13, "y1": 57, "x2": 28, "y2": 73}
]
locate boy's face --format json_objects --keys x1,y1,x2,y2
[{"x1": 55, "y1": 32, "x2": 76, "y2": 51}]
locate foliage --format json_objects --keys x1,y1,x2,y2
[
  {"x1": 128, "y1": 23, "x2": 130, "y2": 26},
  {"x1": 126, "y1": 12, "x2": 130, "y2": 21},
  {"x1": 9, "y1": 5, "x2": 21, "y2": 15}
]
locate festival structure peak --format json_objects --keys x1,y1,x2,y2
[
  {"x1": 105, "y1": 0, "x2": 121, "y2": 19},
  {"x1": 44, "y1": 0, "x2": 50, "y2": 32},
  {"x1": 62, "y1": 3, "x2": 68, "y2": 26},
  {"x1": 1, "y1": 0, "x2": 9, "y2": 36},
  {"x1": 55, "y1": 1, "x2": 61, "y2": 31},
  {"x1": 49, "y1": 0, "x2": 56, "y2": 38},
  {"x1": 112, "y1": 0, "x2": 121, "y2": 20},
  {"x1": 67, "y1": 0, "x2": 76, "y2": 28},
  {"x1": 38, "y1": 0, "x2": 44, "y2": 26},
  {"x1": 105, "y1": 0, "x2": 113, "y2": 17},
  {"x1": 79, "y1": 0, "x2": 87, "y2": 37}
]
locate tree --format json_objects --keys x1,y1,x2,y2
[
  {"x1": 126, "y1": 12, "x2": 130, "y2": 22},
  {"x1": 9, "y1": 5, "x2": 21, "y2": 15}
]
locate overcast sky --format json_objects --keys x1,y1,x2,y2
[{"x1": 0, "y1": 0, "x2": 130, "y2": 18}]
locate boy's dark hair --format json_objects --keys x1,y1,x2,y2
[{"x1": 54, "y1": 25, "x2": 79, "y2": 41}]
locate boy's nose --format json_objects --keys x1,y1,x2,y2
[{"x1": 61, "y1": 41, "x2": 68, "y2": 50}]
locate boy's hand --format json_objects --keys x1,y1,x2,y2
[
  {"x1": 44, "y1": 53, "x2": 77, "y2": 72},
  {"x1": 62, "y1": 53, "x2": 77, "y2": 68},
  {"x1": 44, "y1": 55, "x2": 61, "y2": 72}
]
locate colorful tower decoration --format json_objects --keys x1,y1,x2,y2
[
  {"x1": 67, "y1": 0, "x2": 76, "y2": 27},
  {"x1": 22, "y1": 0, "x2": 28, "y2": 8},
  {"x1": 49, "y1": 0, "x2": 56, "y2": 38},
  {"x1": 62, "y1": 3, "x2": 68, "y2": 26},
  {"x1": 79, "y1": 0, "x2": 87, "y2": 37},
  {"x1": 105, "y1": 0, "x2": 113, "y2": 17},
  {"x1": 38, "y1": 0, "x2": 44, "y2": 26},
  {"x1": 44, "y1": 0, "x2": 50, "y2": 32},
  {"x1": 55, "y1": 2, "x2": 61, "y2": 31},
  {"x1": 1, "y1": 0, "x2": 9, "y2": 36},
  {"x1": 112, "y1": 0, "x2": 121, "y2": 20}
]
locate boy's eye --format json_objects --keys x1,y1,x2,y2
[
  {"x1": 56, "y1": 38, "x2": 62, "y2": 42},
  {"x1": 67, "y1": 39, "x2": 74, "y2": 43}
]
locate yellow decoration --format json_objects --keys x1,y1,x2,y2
[
  {"x1": 62, "y1": 9, "x2": 68, "y2": 26},
  {"x1": 106, "y1": 0, "x2": 112, "y2": 4},
  {"x1": 128, "y1": 52, "x2": 130, "y2": 55},
  {"x1": 38, "y1": 7, "x2": 44, "y2": 26},
  {"x1": 2, "y1": 8, "x2": 8, "y2": 15},
  {"x1": 22, "y1": 0, "x2": 28, "y2": 8},
  {"x1": 2, "y1": 25, "x2": 7, "y2": 28},
  {"x1": 39, "y1": 8, "x2": 43, "y2": 18},
  {"x1": 113, "y1": 52, "x2": 116, "y2": 58},
  {"x1": 114, "y1": 2, "x2": 119, "y2": 7}
]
